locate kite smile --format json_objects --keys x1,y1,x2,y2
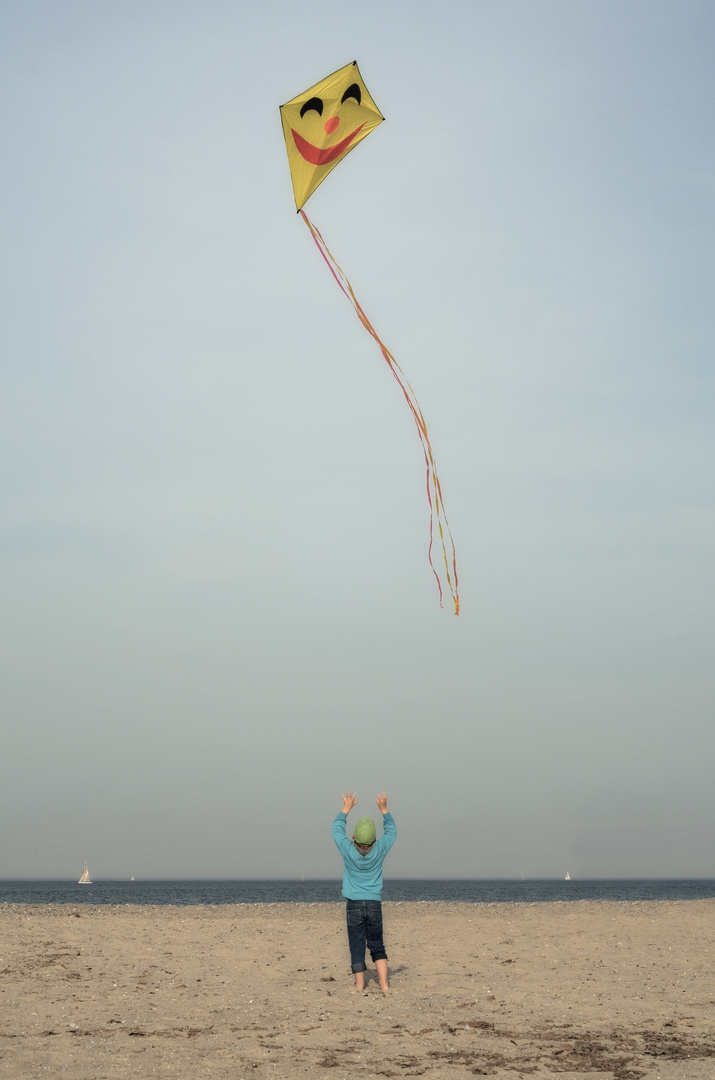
[{"x1": 291, "y1": 124, "x2": 365, "y2": 167}]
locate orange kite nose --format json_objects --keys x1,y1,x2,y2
[{"x1": 324, "y1": 116, "x2": 340, "y2": 134}]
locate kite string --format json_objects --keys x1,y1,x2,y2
[
  {"x1": 300, "y1": 213, "x2": 452, "y2": 606},
  {"x1": 302, "y1": 213, "x2": 459, "y2": 613},
  {"x1": 300, "y1": 209, "x2": 459, "y2": 615}
]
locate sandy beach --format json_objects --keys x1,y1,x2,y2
[{"x1": 1, "y1": 900, "x2": 714, "y2": 1079}]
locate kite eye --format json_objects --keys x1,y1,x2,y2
[
  {"x1": 341, "y1": 83, "x2": 361, "y2": 106},
  {"x1": 300, "y1": 96, "x2": 324, "y2": 118}
]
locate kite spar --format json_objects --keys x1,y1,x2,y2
[{"x1": 280, "y1": 62, "x2": 459, "y2": 615}]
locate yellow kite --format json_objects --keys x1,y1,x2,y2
[
  {"x1": 280, "y1": 61, "x2": 384, "y2": 211},
  {"x1": 280, "y1": 63, "x2": 459, "y2": 615}
]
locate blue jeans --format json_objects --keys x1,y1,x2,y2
[{"x1": 346, "y1": 899, "x2": 387, "y2": 973}]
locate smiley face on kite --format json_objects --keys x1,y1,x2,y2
[
  {"x1": 291, "y1": 83, "x2": 365, "y2": 167},
  {"x1": 280, "y1": 61, "x2": 384, "y2": 211}
]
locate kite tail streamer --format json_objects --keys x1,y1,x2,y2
[{"x1": 300, "y1": 209, "x2": 459, "y2": 615}]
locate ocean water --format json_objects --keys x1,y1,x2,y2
[{"x1": 2, "y1": 879, "x2": 715, "y2": 906}]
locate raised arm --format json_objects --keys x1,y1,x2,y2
[
  {"x1": 375, "y1": 792, "x2": 396, "y2": 853},
  {"x1": 333, "y1": 792, "x2": 358, "y2": 854}
]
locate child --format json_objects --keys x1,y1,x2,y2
[{"x1": 332, "y1": 791, "x2": 397, "y2": 991}]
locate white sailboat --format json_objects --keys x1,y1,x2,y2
[
  {"x1": 565, "y1": 871, "x2": 571, "y2": 881},
  {"x1": 78, "y1": 862, "x2": 92, "y2": 884}
]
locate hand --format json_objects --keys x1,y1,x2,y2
[
  {"x1": 341, "y1": 791, "x2": 358, "y2": 814},
  {"x1": 376, "y1": 792, "x2": 388, "y2": 814}
]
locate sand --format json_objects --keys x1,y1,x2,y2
[{"x1": 1, "y1": 899, "x2": 714, "y2": 1079}]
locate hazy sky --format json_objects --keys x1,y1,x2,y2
[{"x1": 2, "y1": 1, "x2": 714, "y2": 880}]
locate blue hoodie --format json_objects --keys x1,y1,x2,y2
[{"x1": 332, "y1": 811, "x2": 397, "y2": 900}]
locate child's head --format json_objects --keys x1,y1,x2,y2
[{"x1": 353, "y1": 816, "x2": 376, "y2": 853}]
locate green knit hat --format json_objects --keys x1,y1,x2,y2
[{"x1": 354, "y1": 817, "x2": 376, "y2": 845}]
